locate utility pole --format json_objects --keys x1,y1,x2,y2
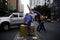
[
  {"x1": 45, "y1": 0, "x2": 46, "y2": 6},
  {"x1": 16, "y1": 0, "x2": 18, "y2": 12}
]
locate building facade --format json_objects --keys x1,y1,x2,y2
[
  {"x1": 8, "y1": 0, "x2": 17, "y2": 11},
  {"x1": 53, "y1": 0, "x2": 60, "y2": 20},
  {"x1": 8, "y1": 0, "x2": 24, "y2": 12},
  {"x1": 30, "y1": 0, "x2": 43, "y2": 9},
  {"x1": 0, "y1": 0, "x2": 8, "y2": 11},
  {"x1": 0, "y1": 0, "x2": 24, "y2": 12},
  {"x1": 30, "y1": 0, "x2": 53, "y2": 9}
]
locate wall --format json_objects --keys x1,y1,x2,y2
[{"x1": 8, "y1": 0, "x2": 17, "y2": 11}]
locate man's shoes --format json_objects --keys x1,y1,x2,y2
[
  {"x1": 36, "y1": 29, "x2": 40, "y2": 32},
  {"x1": 28, "y1": 34, "x2": 33, "y2": 36}
]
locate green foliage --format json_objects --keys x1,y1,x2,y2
[
  {"x1": 33, "y1": 5, "x2": 51, "y2": 19},
  {"x1": 9, "y1": 5, "x2": 16, "y2": 11}
]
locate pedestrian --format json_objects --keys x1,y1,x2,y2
[
  {"x1": 39, "y1": 14, "x2": 46, "y2": 32},
  {"x1": 24, "y1": 13, "x2": 33, "y2": 36},
  {"x1": 34, "y1": 13, "x2": 41, "y2": 32},
  {"x1": 29, "y1": 11, "x2": 36, "y2": 21}
]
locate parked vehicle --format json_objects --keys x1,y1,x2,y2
[{"x1": 0, "y1": 13, "x2": 24, "y2": 30}]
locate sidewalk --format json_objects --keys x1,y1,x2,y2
[
  {"x1": 13, "y1": 21, "x2": 41, "y2": 40},
  {"x1": 13, "y1": 32, "x2": 40, "y2": 40}
]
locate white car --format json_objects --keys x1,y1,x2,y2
[{"x1": 0, "y1": 13, "x2": 24, "y2": 30}]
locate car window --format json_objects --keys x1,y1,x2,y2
[
  {"x1": 13, "y1": 14, "x2": 18, "y2": 17},
  {"x1": 19, "y1": 14, "x2": 23, "y2": 17},
  {"x1": 11, "y1": 14, "x2": 18, "y2": 18},
  {"x1": 19, "y1": 15, "x2": 23, "y2": 17}
]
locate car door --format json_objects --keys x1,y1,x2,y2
[
  {"x1": 18, "y1": 13, "x2": 24, "y2": 23},
  {"x1": 10, "y1": 13, "x2": 19, "y2": 24}
]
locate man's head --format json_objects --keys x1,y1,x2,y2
[
  {"x1": 35, "y1": 13, "x2": 37, "y2": 16},
  {"x1": 25, "y1": 13, "x2": 29, "y2": 16}
]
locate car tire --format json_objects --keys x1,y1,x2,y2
[
  {"x1": 3, "y1": 24, "x2": 9, "y2": 31},
  {"x1": 1, "y1": 23, "x2": 10, "y2": 31}
]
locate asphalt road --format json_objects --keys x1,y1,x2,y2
[
  {"x1": 39, "y1": 22, "x2": 60, "y2": 40},
  {"x1": 0, "y1": 28, "x2": 19, "y2": 40},
  {"x1": 0, "y1": 22, "x2": 60, "y2": 40}
]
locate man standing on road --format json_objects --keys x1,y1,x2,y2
[
  {"x1": 35, "y1": 13, "x2": 41, "y2": 32},
  {"x1": 24, "y1": 13, "x2": 33, "y2": 36},
  {"x1": 40, "y1": 15, "x2": 46, "y2": 32}
]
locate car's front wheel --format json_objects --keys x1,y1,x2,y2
[
  {"x1": 3, "y1": 24, "x2": 9, "y2": 30},
  {"x1": 1, "y1": 22, "x2": 10, "y2": 31}
]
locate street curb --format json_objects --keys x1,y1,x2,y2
[{"x1": 13, "y1": 32, "x2": 19, "y2": 40}]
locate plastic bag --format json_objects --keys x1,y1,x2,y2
[{"x1": 31, "y1": 22, "x2": 34, "y2": 27}]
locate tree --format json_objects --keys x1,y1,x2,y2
[
  {"x1": 33, "y1": 5, "x2": 51, "y2": 19},
  {"x1": 0, "y1": 0, "x2": 8, "y2": 16},
  {"x1": 9, "y1": 5, "x2": 16, "y2": 12}
]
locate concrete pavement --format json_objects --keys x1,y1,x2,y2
[{"x1": 13, "y1": 32, "x2": 41, "y2": 40}]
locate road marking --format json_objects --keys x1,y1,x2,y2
[
  {"x1": 17, "y1": 37, "x2": 24, "y2": 39},
  {"x1": 32, "y1": 37, "x2": 37, "y2": 39},
  {"x1": 24, "y1": 39, "x2": 27, "y2": 40},
  {"x1": 13, "y1": 32, "x2": 19, "y2": 40}
]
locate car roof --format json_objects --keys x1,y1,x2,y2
[
  {"x1": 13, "y1": 13, "x2": 19, "y2": 14},
  {"x1": 13, "y1": 12, "x2": 24, "y2": 14}
]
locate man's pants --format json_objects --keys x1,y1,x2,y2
[
  {"x1": 37, "y1": 22, "x2": 41, "y2": 31},
  {"x1": 27, "y1": 22, "x2": 31, "y2": 34},
  {"x1": 37, "y1": 22, "x2": 46, "y2": 31}
]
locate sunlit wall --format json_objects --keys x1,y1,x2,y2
[{"x1": 21, "y1": 0, "x2": 30, "y2": 16}]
